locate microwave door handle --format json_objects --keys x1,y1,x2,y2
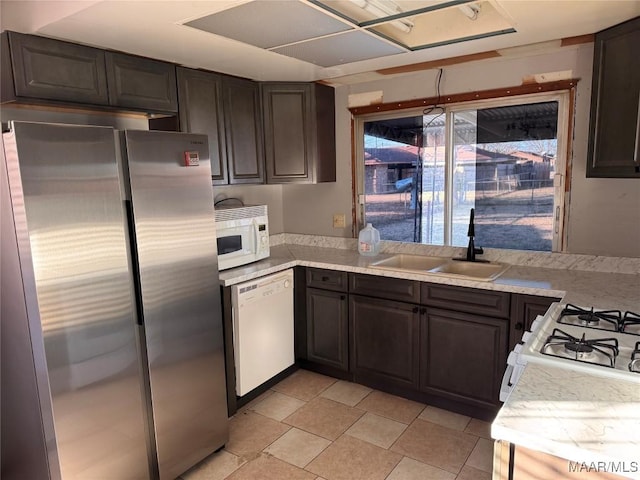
[{"x1": 252, "y1": 220, "x2": 259, "y2": 252}]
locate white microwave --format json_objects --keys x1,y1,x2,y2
[{"x1": 214, "y1": 204, "x2": 270, "y2": 271}]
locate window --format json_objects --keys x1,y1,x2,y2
[{"x1": 355, "y1": 91, "x2": 570, "y2": 252}]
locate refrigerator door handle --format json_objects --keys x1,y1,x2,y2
[{"x1": 125, "y1": 199, "x2": 145, "y2": 326}]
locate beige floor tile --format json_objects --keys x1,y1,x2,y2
[
  {"x1": 263, "y1": 428, "x2": 331, "y2": 468},
  {"x1": 464, "y1": 438, "x2": 494, "y2": 473},
  {"x1": 464, "y1": 418, "x2": 492, "y2": 439},
  {"x1": 306, "y1": 435, "x2": 402, "y2": 480},
  {"x1": 355, "y1": 390, "x2": 425, "y2": 424},
  {"x1": 250, "y1": 391, "x2": 306, "y2": 421},
  {"x1": 181, "y1": 450, "x2": 245, "y2": 480},
  {"x1": 344, "y1": 412, "x2": 407, "y2": 449},
  {"x1": 457, "y1": 464, "x2": 492, "y2": 480},
  {"x1": 283, "y1": 397, "x2": 364, "y2": 440},
  {"x1": 418, "y1": 406, "x2": 471, "y2": 431},
  {"x1": 226, "y1": 411, "x2": 290, "y2": 459},
  {"x1": 238, "y1": 390, "x2": 275, "y2": 413},
  {"x1": 272, "y1": 370, "x2": 336, "y2": 401},
  {"x1": 391, "y1": 419, "x2": 478, "y2": 474},
  {"x1": 226, "y1": 453, "x2": 316, "y2": 480},
  {"x1": 386, "y1": 457, "x2": 456, "y2": 480},
  {"x1": 319, "y1": 380, "x2": 372, "y2": 407}
]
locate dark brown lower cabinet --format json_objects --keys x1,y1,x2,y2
[
  {"x1": 306, "y1": 288, "x2": 348, "y2": 371},
  {"x1": 350, "y1": 295, "x2": 420, "y2": 390},
  {"x1": 509, "y1": 294, "x2": 560, "y2": 350},
  {"x1": 420, "y1": 307, "x2": 508, "y2": 408}
]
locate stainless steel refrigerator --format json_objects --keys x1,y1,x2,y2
[{"x1": 1, "y1": 122, "x2": 228, "y2": 479}]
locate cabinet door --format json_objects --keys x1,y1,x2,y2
[
  {"x1": 262, "y1": 83, "x2": 312, "y2": 183},
  {"x1": 5, "y1": 31, "x2": 108, "y2": 105},
  {"x1": 350, "y1": 295, "x2": 420, "y2": 389},
  {"x1": 586, "y1": 17, "x2": 640, "y2": 178},
  {"x1": 106, "y1": 52, "x2": 177, "y2": 112},
  {"x1": 222, "y1": 76, "x2": 265, "y2": 184},
  {"x1": 509, "y1": 294, "x2": 559, "y2": 350},
  {"x1": 262, "y1": 82, "x2": 335, "y2": 184},
  {"x1": 306, "y1": 288, "x2": 348, "y2": 371},
  {"x1": 177, "y1": 68, "x2": 228, "y2": 184},
  {"x1": 420, "y1": 308, "x2": 507, "y2": 408}
]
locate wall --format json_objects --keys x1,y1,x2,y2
[{"x1": 281, "y1": 44, "x2": 640, "y2": 258}]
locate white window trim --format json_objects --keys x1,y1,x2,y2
[{"x1": 353, "y1": 90, "x2": 571, "y2": 252}]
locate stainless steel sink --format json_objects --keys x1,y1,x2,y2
[
  {"x1": 369, "y1": 254, "x2": 448, "y2": 273},
  {"x1": 428, "y1": 260, "x2": 510, "y2": 281}
]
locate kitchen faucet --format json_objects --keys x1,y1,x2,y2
[{"x1": 456, "y1": 208, "x2": 485, "y2": 262}]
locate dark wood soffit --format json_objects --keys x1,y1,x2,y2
[
  {"x1": 376, "y1": 50, "x2": 500, "y2": 76},
  {"x1": 560, "y1": 33, "x2": 595, "y2": 47},
  {"x1": 374, "y1": 34, "x2": 595, "y2": 77},
  {"x1": 349, "y1": 79, "x2": 579, "y2": 116}
]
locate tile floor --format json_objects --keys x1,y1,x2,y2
[{"x1": 180, "y1": 369, "x2": 494, "y2": 480}]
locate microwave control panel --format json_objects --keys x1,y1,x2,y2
[{"x1": 256, "y1": 222, "x2": 269, "y2": 254}]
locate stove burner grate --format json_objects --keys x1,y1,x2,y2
[
  {"x1": 541, "y1": 328, "x2": 619, "y2": 367},
  {"x1": 564, "y1": 341, "x2": 593, "y2": 354},
  {"x1": 558, "y1": 304, "x2": 621, "y2": 331},
  {"x1": 621, "y1": 311, "x2": 640, "y2": 334},
  {"x1": 630, "y1": 341, "x2": 640, "y2": 374}
]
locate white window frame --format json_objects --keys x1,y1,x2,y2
[{"x1": 354, "y1": 90, "x2": 571, "y2": 252}]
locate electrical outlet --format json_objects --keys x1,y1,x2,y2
[{"x1": 333, "y1": 213, "x2": 346, "y2": 228}]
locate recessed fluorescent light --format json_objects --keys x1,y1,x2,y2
[
  {"x1": 459, "y1": 3, "x2": 480, "y2": 20},
  {"x1": 351, "y1": 0, "x2": 414, "y2": 33}
]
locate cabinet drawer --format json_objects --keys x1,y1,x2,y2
[
  {"x1": 349, "y1": 273, "x2": 420, "y2": 303},
  {"x1": 421, "y1": 283, "x2": 510, "y2": 318},
  {"x1": 306, "y1": 268, "x2": 348, "y2": 292}
]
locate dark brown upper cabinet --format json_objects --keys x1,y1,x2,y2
[
  {"x1": 261, "y1": 82, "x2": 336, "y2": 184},
  {"x1": 1, "y1": 31, "x2": 109, "y2": 105},
  {"x1": 105, "y1": 52, "x2": 177, "y2": 113},
  {"x1": 221, "y1": 76, "x2": 265, "y2": 184},
  {"x1": 586, "y1": 16, "x2": 640, "y2": 178},
  {"x1": 176, "y1": 67, "x2": 228, "y2": 184},
  {"x1": 1, "y1": 31, "x2": 178, "y2": 114}
]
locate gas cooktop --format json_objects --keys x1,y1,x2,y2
[{"x1": 520, "y1": 303, "x2": 640, "y2": 382}]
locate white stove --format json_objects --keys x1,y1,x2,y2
[{"x1": 501, "y1": 303, "x2": 640, "y2": 401}]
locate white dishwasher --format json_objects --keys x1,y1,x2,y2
[{"x1": 231, "y1": 269, "x2": 294, "y2": 396}]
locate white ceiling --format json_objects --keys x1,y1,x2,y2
[{"x1": 1, "y1": 0, "x2": 639, "y2": 85}]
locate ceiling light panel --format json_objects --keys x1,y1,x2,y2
[
  {"x1": 272, "y1": 30, "x2": 405, "y2": 67},
  {"x1": 312, "y1": 0, "x2": 457, "y2": 24},
  {"x1": 366, "y1": 0, "x2": 515, "y2": 49},
  {"x1": 185, "y1": 0, "x2": 353, "y2": 49}
]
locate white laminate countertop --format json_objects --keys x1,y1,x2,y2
[
  {"x1": 219, "y1": 244, "x2": 640, "y2": 312},
  {"x1": 492, "y1": 364, "x2": 640, "y2": 479}
]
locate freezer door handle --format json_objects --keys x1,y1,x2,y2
[{"x1": 125, "y1": 200, "x2": 145, "y2": 326}]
